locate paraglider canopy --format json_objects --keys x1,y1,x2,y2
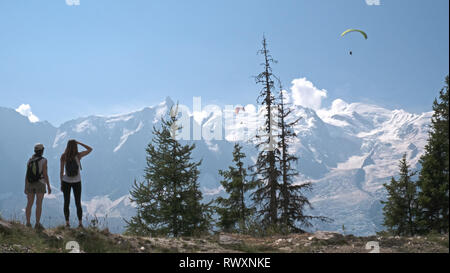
[{"x1": 341, "y1": 29, "x2": 368, "y2": 40}]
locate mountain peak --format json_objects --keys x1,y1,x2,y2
[{"x1": 162, "y1": 96, "x2": 175, "y2": 108}]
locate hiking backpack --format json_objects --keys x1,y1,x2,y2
[
  {"x1": 26, "y1": 157, "x2": 44, "y2": 183},
  {"x1": 65, "y1": 157, "x2": 80, "y2": 177}
]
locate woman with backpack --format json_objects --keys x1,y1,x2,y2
[
  {"x1": 60, "y1": 139, "x2": 93, "y2": 228},
  {"x1": 25, "y1": 143, "x2": 51, "y2": 230}
]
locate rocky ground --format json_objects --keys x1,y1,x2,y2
[{"x1": 0, "y1": 219, "x2": 448, "y2": 253}]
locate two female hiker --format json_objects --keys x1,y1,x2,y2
[{"x1": 24, "y1": 140, "x2": 93, "y2": 229}]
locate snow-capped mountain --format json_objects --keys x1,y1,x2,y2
[{"x1": 0, "y1": 97, "x2": 432, "y2": 235}]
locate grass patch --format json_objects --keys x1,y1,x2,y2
[
  {"x1": 0, "y1": 224, "x2": 58, "y2": 253},
  {"x1": 311, "y1": 236, "x2": 349, "y2": 247},
  {"x1": 64, "y1": 228, "x2": 134, "y2": 253},
  {"x1": 158, "y1": 246, "x2": 180, "y2": 253},
  {"x1": 426, "y1": 232, "x2": 449, "y2": 248},
  {"x1": 0, "y1": 222, "x2": 137, "y2": 253}
]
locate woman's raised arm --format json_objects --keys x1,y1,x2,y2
[{"x1": 76, "y1": 141, "x2": 93, "y2": 159}]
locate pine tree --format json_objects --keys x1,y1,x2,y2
[
  {"x1": 417, "y1": 75, "x2": 449, "y2": 234},
  {"x1": 249, "y1": 36, "x2": 281, "y2": 227},
  {"x1": 214, "y1": 143, "x2": 258, "y2": 232},
  {"x1": 381, "y1": 154, "x2": 419, "y2": 236},
  {"x1": 275, "y1": 82, "x2": 325, "y2": 233},
  {"x1": 125, "y1": 106, "x2": 211, "y2": 237}
]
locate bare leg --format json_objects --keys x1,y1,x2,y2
[
  {"x1": 35, "y1": 193, "x2": 44, "y2": 225},
  {"x1": 26, "y1": 193, "x2": 35, "y2": 226}
]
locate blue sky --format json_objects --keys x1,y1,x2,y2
[{"x1": 0, "y1": 0, "x2": 448, "y2": 126}]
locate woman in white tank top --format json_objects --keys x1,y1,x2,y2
[{"x1": 60, "y1": 139, "x2": 93, "y2": 228}]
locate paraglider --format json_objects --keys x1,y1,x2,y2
[
  {"x1": 235, "y1": 106, "x2": 245, "y2": 115},
  {"x1": 341, "y1": 29, "x2": 367, "y2": 55}
]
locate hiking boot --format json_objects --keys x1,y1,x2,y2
[
  {"x1": 34, "y1": 223, "x2": 45, "y2": 230},
  {"x1": 25, "y1": 223, "x2": 32, "y2": 228}
]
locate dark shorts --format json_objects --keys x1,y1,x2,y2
[{"x1": 25, "y1": 181, "x2": 46, "y2": 194}]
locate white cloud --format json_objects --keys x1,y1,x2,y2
[
  {"x1": 290, "y1": 77, "x2": 327, "y2": 110},
  {"x1": 365, "y1": 0, "x2": 380, "y2": 6},
  {"x1": 15, "y1": 104, "x2": 39, "y2": 123},
  {"x1": 330, "y1": 99, "x2": 349, "y2": 113},
  {"x1": 317, "y1": 99, "x2": 350, "y2": 127}
]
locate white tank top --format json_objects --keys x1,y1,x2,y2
[{"x1": 62, "y1": 156, "x2": 81, "y2": 183}]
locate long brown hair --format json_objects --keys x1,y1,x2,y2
[{"x1": 62, "y1": 139, "x2": 78, "y2": 161}]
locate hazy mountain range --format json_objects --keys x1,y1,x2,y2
[{"x1": 0, "y1": 96, "x2": 432, "y2": 235}]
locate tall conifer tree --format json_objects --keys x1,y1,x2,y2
[
  {"x1": 126, "y1": 106, "x2": 211, "y2": 237},
  {"x1": 249, "y1": 36, "x2": 281, "y2": 227},
  {"x1": 275, "y1": 82, "x2": 323, "y2": 232},
  {"x1": 417, "y1": 75, "x2": 449, "y2": 233},
  {"x1": 381, "y1": 154, "x2": 419, "y2": 236},
  {"x1": 215, "y1": 143, "x2": 258, "y2": 232}
]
